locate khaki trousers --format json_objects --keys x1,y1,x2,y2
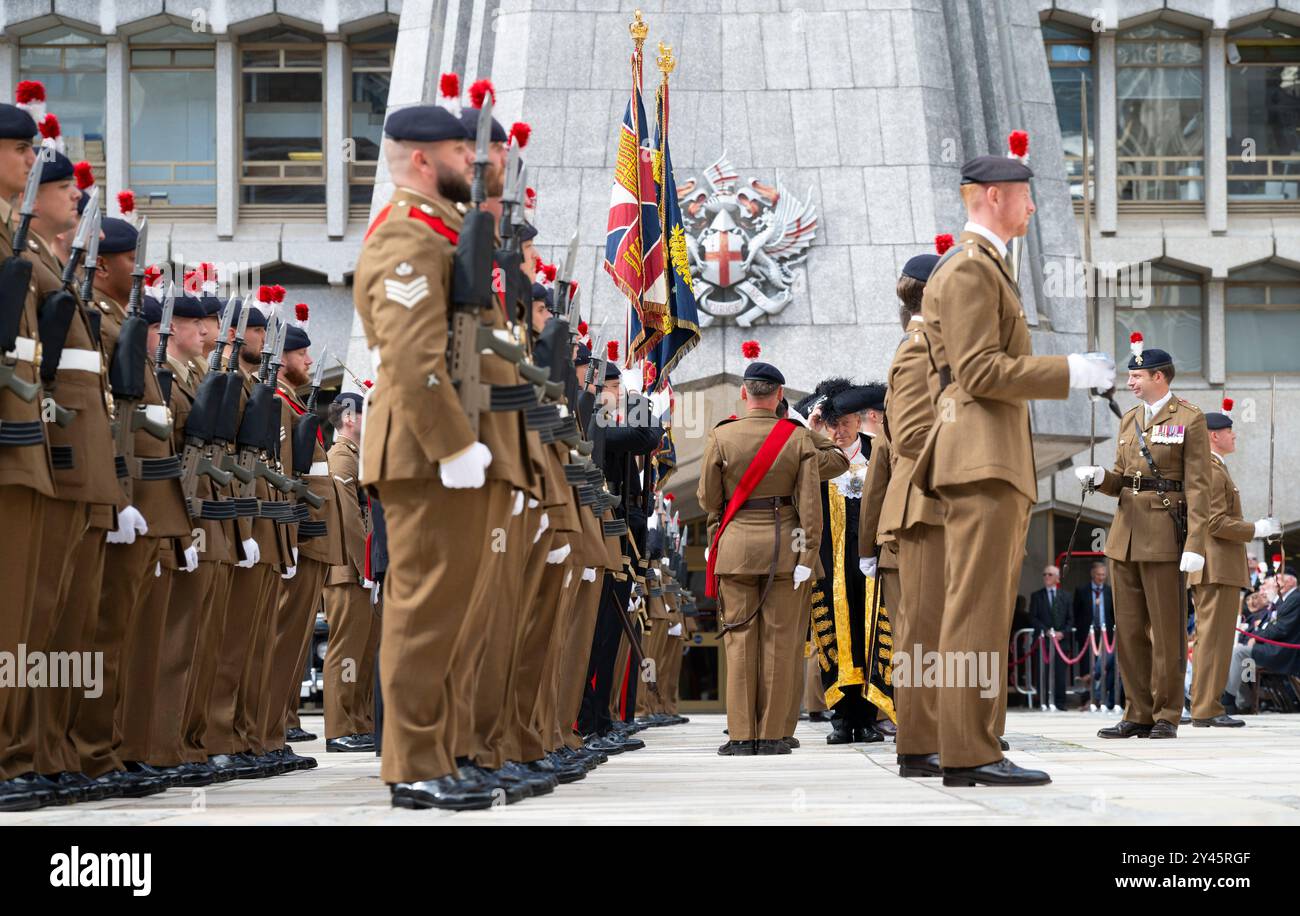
[
  {"x1": 1190, "y1": 584, "x2": 1243, "y2": 721},
  {"x1": 635, "y1": 621, "x2": 668, "y2": 717},
  {"x1": 322, "y1": 581, "x2": 379, "y2": 739},
  {"x1": 260, "y1": 556, "x2": 327, "y2": 751},
  {"x1": 206, "y1": 561, "x2": 272, "y2": 756},
  {"x1": 895, "y1": 522, "x2": 944, "y2": 756},
  {"x1": 450, "y1": 484, "x2": 520, "y2": 764},
  {"x1": 660, "y1": 635, "x2": 684, "y2": 715},
  {"x1": 43, "y1": 527, "x2": 107, "y2": 774},
  {"x1": 375, "y1": 477, "x2": 505, "y2": 783},
  {"x1": 718, "y1": 573, "x2": 802, "y2": 741},
  {"x1": 238, "y1": 569, "x2": 282, "y2": 756},
  {"x1": 181, "y1": 563, "x2": 232, "y2": 764},
  {"x1": 555, "y1": 574, "x2": 604, "y2": 750},
  {"x1": 70, "y1": 535, "x2": 160, "y2": 778},
  {"x1": 1, "y1": 498, "x2": 88, "y2": 779},
  {"x1": 0, "y1": 486, "x2": 44, "y2": 746},
  {"x1": 1111, "y1": 558, "x2": 1188, "y2": 726},
  {"x1": 537, "y1": 571, "x2": 582, "y2": 752},
  {"x1": 514, "y1": 561, "x2": 575, "y2": 760},
  {"x1": 118, "y1": 562, "x2": 175, "y2": 765},
  {"x1": 147, "y1": 561, "x2": 216, "y2": 767},
  {"x1": 782, "y1": 586, "x2": 818, "y2": 736},
  {"x1": 934, "y1": 481, "x2": 1029, "y2": 769}
]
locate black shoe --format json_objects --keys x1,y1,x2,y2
[
  {"x1": 571, "y1": 743, "x2": 609, "y2": 765},
  {"x1": 1149, "y1": 720, "x2": 1178, "y2": 739},
  {"x1": 391, "y1": 776, "x2": 497, "y2": 811},
  {"x1": 556, "y1": 747, "x2": 598, "y2": 771},
  {"x1": 163, "y1": 763, "x2": 215, "y2": 787},
  {"x1": 633, "y1": 716, "x2": 660, "y2": 729},
  {"x1": 125, "y1": 761, "x2": 179, "y2": 789},
  {"x1": 605, "y1": 732, "x2": 645, "y2": 752},
  {"x1": 209, "y1": 754, "x2": 264, "y2": 779},
  {"x1": 582, "y1": 734, "x2": 624, "y2": 755},
  {"x1": 11, "y1": 772, "x2": 73, "y2": 806},
  {"x1": 326, "y1": 733, "x2": 376, "y2": 753},
  {"x1": 853, "y1": 726, "x2": 884, "y2": 744},
  {"x1": 808, "y1": 711, "x2": 831, "y2": 723},
  {"x1": 459, "y1": 765, "x2": 529, "y2": 804},
  {"x1": 942, "y1": 758, "x2": 1052, "y2": 787},
  {"x1": 499, "y1": 760, "x2": 557, "y2": 795},
  {"x1": 874, "y1": 720, "x2": 897, "y2": 739},
  {"x1": 54, "y1": 771, "x2": 110, "y2": 801},
  {"x1": 247, "y1": 752, "x2": 287, "y2": 776},
  {"x1": 96, "y1": 769, "x2": 166, "y2": 798},
  {"x1": 998, "y1": 737, "x2": 1010, "y2": 751},
  {"x1": 717, "y1": 740, "x2": 756, "y2": 756},
  {"x1": 1098, "y1": 720, "x2": 1152, "y2": 739},
  {"x1": 754, "y1": 739, "x2": 792, "y2": 756},
  {"x1": 781, "y1": 736, "x2": 800, "y2": 750},
  {"x1": 276, "y1": 747, "x2": 318, "y2": 771},
  {"x1": 0, "y1": 777, "x2": 48, "y2": 812},
  {"x1": 1179, "y1": 712, "x2": 1192, "y2": 725},
  {"x1": 1219, "y1": 691, "x2": 1241, "y2": 715},
  {"x1": 529, "y1": 756, "x2": 586, "y2": 784},
  {"x1": 898, "y1": 753, "x2": 942, "y2": 778},
  {"x1": 826, "y1": 720, "x2": 855, "y2": 745},
  {"x1": 1192, "y1": 714, "x2": 1245, "y2": 728},
  {"x1": 285, "y1": 727, "x2": 316, "y2": 742},
  {"x1": 42, "y1": 772, "x2": 90, "y2": 804}
]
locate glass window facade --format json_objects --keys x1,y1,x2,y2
[
  {"x1": 1114, "y1": 264, "x2": 1204, "y2": 375},
  {"x1": 1225, "y1": 21, "x2": 1300, "y2": 202},
  {"x1": 129, "y1": 26, "x2": 217, "y2": 208},
  {"x1": 348, "y1": 27, "x2": 396, "y2": 208},
  {"x1": 1226, "y1": 263, "x2": 1300, "y2": 374},
  {"x1": 240, "y1": 27, "x2": 325, "y2": 206},
  {"x1": 18, "y1": 26, "x2": 107, "y2": 179},
  {"x1": 1116, "y1": 23, "x2": 1205, "y2": 202},
  {"x1": 1044, "y1": 22, "x2": 1095, "y2": 200}
]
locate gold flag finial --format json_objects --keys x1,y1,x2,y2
[
  {"x1": 656, "y1": 41, "x2": 676, "y2": 75},
  {"x1": 630, "y1": 9, "x2": 649, "y2": 47}
]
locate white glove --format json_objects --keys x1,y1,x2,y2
[
  {"x1": 859, "y1": 556, "x2": 877, "y2": 578},
  {"x1": 1067, "y1": 352, "x2": 1116, "y2": 390},
  {"x1": 238, "y1": 538, "x2": 260, "y2": 568},
  {"x1": 511, "y1": 490, "x2": 525, "y2": 516},
  {"x1": 361, "y1": 577, "x2": 377, "y2": 589},
  {"x1": 703, "y1": 546, "x2": 709, "y2": 562},
  {"x1": 439, "y1": 442, "x2": 492, "y2": 489},
  {"x1": 1179, "y1": 551, "x2": 1205, "y2": 573},
  {"x1": 647, "y1": 513, "x2": 659, "y2": 530},
  {"x1": 582, "y1": 567, "x2": 597, "y2": 582},
  {"x1": 534, "y1": 512, "x2": 549, "y2": 544},
  {"x1": 282, "y1": 547, "x2": 299, "y2": 579},
  {"x1": 107, "y1": 505, "x2": 148, "y2": 544},
  {"x1": 1254, "y1": 517, "x2": 1282, "y2": 539},
  {"x1": 546, "y1": 543, "x2": 571, "y2": 565},
  {"x1": 1075, "y1": 466, "x2": 1104, "y2": 487},
  {"x1": 182, "y1": 545, "x2": 199, "y2": 573},
  {"x1": 527, "y1": 498, "x2": 539, "y2": 509},
  {"x1": 792, "y1": 564, "x2": 812, "y2": 589},
  {"x1": 154, "y1": 561, "x2": 161, "y2": 577},
  {"x1": 667, "y1": 622, "x2": 682, "y2": 637}
]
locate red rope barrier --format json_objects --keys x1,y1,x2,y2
[
  {"x1": 1235, "y1": 628, "x2": 1300, "y2": 649},
  {"x1": 1050, "y1": 632, "x2": 1092, "y2": 666}
]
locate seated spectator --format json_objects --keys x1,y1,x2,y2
[{"x1": 1224, "y1": 566, "x2": 1300, "y2": 713}]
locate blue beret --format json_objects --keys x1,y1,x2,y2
[
  {"x1": 229, "y1": 300, "x2": 268, "y2": 330},
  {"x1": 531, "y1": 282, "x2": 554, "y2": 309},
  {"x1": 960, "y1": 155, "x2": 1033, "y2": 185},
  {"x1": 40, "y1": 151, "x2": 74, "y2": 184},
  {"x1": 459, "y1": 106, "x2": 508, "y2": 144},
  {"x1": 142, "y1": 297, "x2": 162, "y2": 325},
  {"x1": 384, "y1": 105, "x2": 471, "y2": 143},
  {"x1": 1128, "y1": 347, "x2": 1173, "y2": 372},
  {"x1": 200, "y1": 295, "x2": 225, "y2": 317},
  {"x1": 334, "y1": 391, "x2": 365, "y2": 415},
  {"x1": 516, "y1": 222, "x2": 538, "y2": 243},
  {"x1": 1205, "y1": 412, "x2": 1232, "y2": 431},
  {"x1": 604, "y1": 360, "x2": 621, "y2": 381},
  {"x1": 0, "y1": 104, "x2": 37, "y2": 140},
  {"x1": 172, "y1": 294, "x2": 206, "y2": 320},
  {"x1": 575, "y1": 343, "x2": 591, "y2": 367},
  {"x1": 743, "y1": 361, "x2": 784, "y2": 385},
  {"x1": 902, "y1": 253, "x2": 939, "y2": 282},
  {"x1": 283, "y1": 324, "x2": 311, "y2": 352},
  {"x1": 98, "y1": 217, "x2": 138, "y2": 254}
]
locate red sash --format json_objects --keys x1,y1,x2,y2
[
  {"x1": 275, "y1": 388, "x2": 324, "y2": 445},
  {"x1": 705, "y1": 419, "x2": 797, "y2": 598}
]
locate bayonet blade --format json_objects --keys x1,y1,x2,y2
[
  {"x1": 82, "y1": 208, "x2": 103, "y2": 271},
  {"x1": 20, "y1": 151, "x2": 44, "y2": 217},
  {"x1": 512, "y1": 164, "x2": 528, "y2": 225},
  {"x1": 216, "y1": 296, "x2": 236, "y2": 343},
  {"x1": 233, "y1": 297, "x2": 250, "y2": 342},
  {"x1": 132, "y1": 217, "x2": 150, "y2": 275},
  {"x1": 502, "y1": 142, "x2": 521, "y2": 204},
  {"x1": 311, "y1": 347, "x2": 328, "y2": 388},
  {"x1": 70, "y1": 187, "x2": 100, "y2": 251},
  {"x1": 559, "y1": 231, "x2": 579, "y2": 283},
  {"x1": 261, "y1": 315, "x2": 278, "y2": 357},
  {"x1": 158, "y1": 284, "x2": 176, "y2": 338},
  {"x1": 475, "y1": 94, "x2": 494, "y2": 166}
]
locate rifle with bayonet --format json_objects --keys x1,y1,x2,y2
[
  {"x1": 233, "y1": 316, "x2": 295, "y2": 522},
  {"x1": 264, "y1": 321, "x2": 320, "y2": 520},
  {"x1": 78, "y1": 207, "x2": 102, "y2": 303},
  {"x1": 106, "y1": 217, "x2": 171, "y2": 501},
  {"x1": 60, "y1": 186, "x2": 99, "y2": 289},
  {"x1": 152, "y1": 285, "x2": 177, "y2": 405},
  {"x1": 0, "y1": 149, "x2": 44, "y2": 403},
  {"x1": 178, "y1": 298, "x2": 237, "y2": 519},
  {"x1": 285, "y1": 347, "x2": 327, "y2": 517}
]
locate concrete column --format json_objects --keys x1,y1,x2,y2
[
  {"x1": 1205, "y1": 33, "x2": 1227, "y2": 233},
  {"x1": 105, "y1": 38, "x2": 129, "y2": 213},
  {"x1": 1207, "y1": 278, "x2": 1225, "y2": 384},
  {"x1": 1097, "y1": 31, "x2": 1118, "y2": 234},
  {"x1": 0, "y1": 39, "x2": 18, "y2": 108},
  {"x1": 325, "y1": 38, "x2": 346, "y2": 239},
  {"x1": 215, "y1": 37, "x2": 238, "y2": 239}
]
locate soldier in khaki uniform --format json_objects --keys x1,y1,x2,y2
[
  {"x1": 913, "y1": 154, "x2": 1112, "y2": 785},
  {"x1": 1187, "y1": 401, "x2": 1278, "y2": 727},
  {"x1": 321, "y1": 391, "x2": 379, "y2": 751},
  {"x1": 355, "y1": 103, "x2": 500, "y2": 811},
  {"x1": 876, "y1": 252, "x2": 947, "y2": 778},
  {"x1": 698, "y1": 360, "x2": 823, "y2": 756},
  {"x1": 0, "y1": 108, "x2": 56, "y2": 812},
  {"x1": 1077, "y1": 342, "x2": 1210, "y2": 739}
]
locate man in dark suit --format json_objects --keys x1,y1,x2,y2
[
  {"x1": 1029, "y1": 565, "x2": 1072, "y2": 710},
  {"x1": 1224, "y1": 566, "x2": 1300, "y2": 712},
  {"x1": 1073, "y1": 561, "x2": 1118, "y2": 710}
]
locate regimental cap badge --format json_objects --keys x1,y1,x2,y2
[{"x1": 395, "y1": 262, "x2": 413, "y2": 277}]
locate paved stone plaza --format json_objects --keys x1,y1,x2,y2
[{"x1": 8, "y1": 712, "x2": 1300, "y2": 826}]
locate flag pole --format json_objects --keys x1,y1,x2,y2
[{"x1": 627, "y1": 9, "x2": 649, "y2": 367}]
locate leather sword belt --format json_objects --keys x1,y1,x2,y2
[
  {"x1": 1129, "y1": 475, "x2": 1183, "y2": 493},
  {"x1": 737, "y1": 495, "x2": 793, "y2": 511},
  {"x1": 0, "y1": 419, "x2": 44, "y2": 448}
]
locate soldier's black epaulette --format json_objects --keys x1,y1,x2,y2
[
  {"x1": 781, "y1": 418, "x2": 804, "y2": 429},
  {"x1": 714, "y1": 416, "x2": 740, "y2": 428}
]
